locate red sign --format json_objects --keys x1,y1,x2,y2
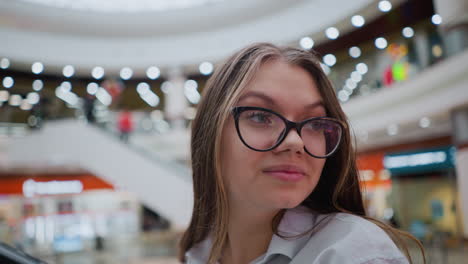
[{"x1": 0, "y1": 173, "x2": 114, "y2": 196}]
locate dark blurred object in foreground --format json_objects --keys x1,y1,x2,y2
[{"x1": 0, "y1": 242, "x2": 47, "y2": 264}]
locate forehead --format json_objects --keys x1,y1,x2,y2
[{"x1": 239, "y1": 59, "x2": 323, "y2": 109}]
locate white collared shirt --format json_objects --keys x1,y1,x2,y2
[{"x1": 185, "y1": 206, "x2": 409, "y2": 264}]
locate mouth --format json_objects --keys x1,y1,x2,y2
[{"x1": 262, "y1": 165, "x2": 306, "y2": 182}]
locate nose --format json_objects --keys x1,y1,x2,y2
[{"x1": 272, "y1": 127, "x2": 305, "y2": 154}]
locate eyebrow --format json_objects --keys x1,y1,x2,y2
[{"x1": 237, "y1": 91, "x2": 325, "y2": 110}]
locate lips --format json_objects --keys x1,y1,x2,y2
[{"x1": 262, "y1": 165, "x2": 306, "y2": 182}]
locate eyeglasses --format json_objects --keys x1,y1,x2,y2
[{"x1": 231, "y1": 106, "x2": 345, "y2": 158}]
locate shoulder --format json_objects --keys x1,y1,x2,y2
[{"x1": 291, "y1": 212, "x2": 408, "y2": 264}]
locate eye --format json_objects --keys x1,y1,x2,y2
[
  {"x1": 304, "y1": 120, "x2": 331, "y2": 131},
  {"x1": 246, "y1": 111, "x2": 273, "y2": 124}
]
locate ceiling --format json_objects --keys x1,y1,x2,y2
[
  {"x1": 17, "y1": 0, "x2": 226, "y2": 13},
  {"x1": 0, "y1": 0, "x2": 402, "y2": 77}
]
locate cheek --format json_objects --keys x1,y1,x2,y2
[
  {"x1": 306, "y1": 158, "x2": 326, "y2": 190},
  {"x1": 221, "y1": 125, "x2": 252, "y2": 183},
  {"x1": 309, "y1": 158, "x2": 326, "y2": 178},
  {"x1": 220, "y1": 123, "x2": 260, "y2": 189}
]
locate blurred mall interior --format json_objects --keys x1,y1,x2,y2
[{"x1": 1, "y1": 0, "x2": 468, "y2": 263}]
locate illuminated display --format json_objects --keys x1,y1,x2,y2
[
  {"x1": 384, "y1": 146, "x2": 456, "y2": 175},
  {"x1": 23, "y1": 179, "x2": 83, "y2": 197}
]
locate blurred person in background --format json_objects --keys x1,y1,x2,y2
[
  {"x1": 83, "y1": 93, "x2": 96, "y2": 124},
  {"x1": 27, "y1": 97, "x2": 50, "y2": 129},
  {"x1": 118, "y1": 108, "x2": 134, "y2": 143},
  {"x1": 179, "y1": 43, "x2": 425, "y2": 264}
]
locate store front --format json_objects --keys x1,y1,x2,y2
[
  {"x1": 383, "y1": 146, "x2": 461, "y2": 240},
  {"x1": 0, "y1": 172, "x2": 141, "y2": 256},
  {"x1": 357, "y1": 151, "x2": 393, "y2": 221}
]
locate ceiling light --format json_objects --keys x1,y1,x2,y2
[
  {"x1": 325, "y1": 27, "x2": 340, "y2": 40},
  {"x1": 300, "y1": 37, "x2": 314, "y2": 50},
  {"x1": 349, "y1": 46, "x2": 361, "y2": 58},
  {"x1": 141, "y1": 93, "x2": 160, "y2": 107},
  {"x1": 323, "y1": 54, "x2": 337, "y2": 67},
  {"x1": 146, "y1": 66, "x2": 161, "y2": 80},
  {"x1": 2, "y1": 76, "x2": 14, "y2": 89},
  {"x1": 32, "y1": 62, "x2": 44, "y2": 74},
  {"x1": 431, "y1": 14, "x2": 442, "y2": 25},
  {"x1": 0, "y1": 58, "x2": 10, "y2": 69},
  {"x1": 20, "y1": 101, "x2": 32, "y2": 111},
  {"x1": 402, "y1": 27, "x2": 414, "y2": 38},
  {"x1": 375, "y1": 37, "x2": 388, "y2": 49},
  {"x1": 137, "y1": 82, "x2": 151, "y2": 95},
  {"x1": 338, "y1": 90, "x2": 350, "y2": 102},
  {"x1": 345, "y1": 79, "x2": 357, "y2": 89},
  {"x1": 61, "y1": 81, "x2": 72, "y2": 92},
  {"x1": 120, "y1": 67, "x2": 133, "y2": 80},
  {"x1": 351, "y1": 71, "x2": 362, "y2": 82},
  {"x1": 0, "y1": 90, "x2": 9, "y2": 102},
  {"x1": 378, "y1": 1, "x2": 392, "y2": 12},
  {"x1": 9, "y1": 94, "x2": 22, "y2": 106},
  {"x1": 63, "y1": 65, "x2": 75, "y2": 77},
  {"x1": 199, "y1": 62, "x2": 214, "y2": 75},
  {"x1": 351, "y1": 15, "x2": 365, "y2": 27},
  {"x1": 91, "y1": 66, "x2": 105, "y2": 79},
  {"x1": 419, "y1": 117, "x2": 431, "y2": 128},
  {"x1": 356, "y1": 63, "x2": 368, "y2": 74},
  {"x1": 27, "y1": 92, "x2": 40, "y2": 105},
  {"x1": 87, "y1": 82, "x2": 99, "y2": 95},
  {"x1": 96, "y1": 88, "x2": 112, "y2": 106},
  {"x1": 184, "y1": 80, "x2": 198, "y2": 91},
  {"x1": 161, "y1": 81, "x2": 173, "y2": 94}
]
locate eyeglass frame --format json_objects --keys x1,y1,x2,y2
[{"x1": 231, "y1": 106, "x2": 346, "y2": 158}]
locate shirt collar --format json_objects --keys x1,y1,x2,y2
[
  {"x1": 185, "y1": 206, "x2": 317, "y2": 263},
  {"x1": 262, "y1": 206, "x2": 316, "y2": 260},
  {"x1": 185, "y1": 235, "x2": 214, "y2": 263}
]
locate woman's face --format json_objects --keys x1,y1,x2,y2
[{"x1": 221, "y1": 59, "x2": 327, "y2": 212}]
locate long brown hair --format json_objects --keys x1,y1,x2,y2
[{"x1": 179, "y1": 43, "x2": 425, "y2": 263}]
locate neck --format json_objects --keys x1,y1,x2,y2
[{"x1": 221, "y1": 204, "x2": 279, "y2": 264}]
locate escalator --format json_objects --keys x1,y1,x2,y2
[{"x1": 3, "y1": 120, "x2": 193, "y2": 229}]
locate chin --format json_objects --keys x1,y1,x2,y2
[
  {"x1": 270, "y1": 193, "x2": 306, "y2": 209},
  {"x1": 270, "y1": 184, "x2": 313, "y2": 208}
]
